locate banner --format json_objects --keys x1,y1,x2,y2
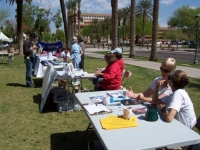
[{"x1": 38, "y1": 41, "x2": 62, "y2": 52}]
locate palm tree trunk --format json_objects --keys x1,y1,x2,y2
[
  {"x1": 78, "y1": 9, "x2": 81, "y2": 35},
  {"x1": 129, "y1": 0, "x2": 135, "y2": 58},
  {"x1": 17, "y1": 0, "x2": 23, "y2": 56},
  {"x1": 111, "y1": 0, "x2": 118, "y2": 50},
  {"x1": 149, "y1": 0, "x2": 159, "y2": 61},
  {"x1": 142, "y1": 13, "x2": 146, "y2": 47},
  {"x1": 60, "y1": 0, "x2": 69, "y2": 48},
  {"x1": 74, "y1": 13, "x2": 76, "y2": 36},
  {"x1": 123, "y1": 19, "x2": 126, "y2": 47}
]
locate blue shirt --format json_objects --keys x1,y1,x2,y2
[{"x1": 70, "y1": 43, "x2": 81, "y2": 60}]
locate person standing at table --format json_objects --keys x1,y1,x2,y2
[
  {"x1": 70, "y1": 37, "x2": 82, "y2": 85},
  {"x1": 23, "y1": 32, "x2": 37, "y2": 88},
  {"x1": 127, "y1": 58, "x2": 176, "y2": 102},
  {"x1": 77, "y1": 35, "x2": 85, "y2": 70}
]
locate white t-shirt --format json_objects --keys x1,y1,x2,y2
[
  {"x1": 60, "y1": 51, "x2": 66, "y2": 58},
  {"x1": 167, "y1": 89, "x2": 196, "y2": 128},
  {"x1": 150, "y1": 77, "x2": 172, "y2": 96}
]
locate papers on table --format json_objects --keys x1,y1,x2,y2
[
  {"x1": 100, "y1": 116, "x2": 138, "y2": 130},
  {"x1": 89, "y1": 95, "x2": 104, "y2": 102},
  {"x1": 83, "y1": 104, "x2": 110, "y2": 115},
  {"x1": 107, "y1": 91, "x2": 124, "y2": 98}
]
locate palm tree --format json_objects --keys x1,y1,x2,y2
[
  {"x1": 136, "y1": 0, "x2": 153, "y2": 47},
  {"x1": 77, "y1": 0, "x2": 81, "y2": 35},
  {"x1": 119, "y1": 7, "x2": 130, "y2": 47},
  {"x1": 6, "y1": 0, "x2": 32, "y2": 55},
  {"x1": 111, "y1": 0, "x2": 118, "y2": 50},
  {"x1": 71, "y1": 0, "x2": 77, "y2": 36},
  {"x1": 149, "y1": 0, "x2": 159, "y2": 61},
  {"x1": 129, "y1": 0, "x2": 136, "y2": 58},
  {"x1": 60, "y1": 0, "x2": 69, "y2": 48},
  {"x1": 65, "y1": 0, "x2": 73, "y2": 41}
]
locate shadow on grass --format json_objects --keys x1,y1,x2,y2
[
  {"x1": 188, "y1": 82, "x2": 200, "y2": 90},
  {"x1": 33, "y1": 78, "x2": 43, "y2": 88},
  {"x1": 50, "y1": 130, "x2": 98, "y2": 150},
  {"x1": 6, "y1": 83, "x2": 27, "y2": 87}
]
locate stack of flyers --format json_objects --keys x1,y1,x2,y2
[{"x1": 89, "y1": 95, "x2": 104, "y2": 103}]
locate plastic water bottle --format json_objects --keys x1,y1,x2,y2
[
  {"x1": 110, "y1": 97, "x2": 114, "y2": 103},
  {"x1": 58, "y1": 103, "x2": 63, "y2": 112}
]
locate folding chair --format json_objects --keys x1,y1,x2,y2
[
  {"x1": 6, "y1": 53, "x2": 14, "y2": 65},
  {"x1": 120, "y1": 70, "x2": 132, "y2": 90}
]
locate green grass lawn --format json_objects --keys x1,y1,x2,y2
[{"x1": 0, "y1": 55, "x2": 199, "y2": 150}]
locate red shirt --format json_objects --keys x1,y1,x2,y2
[
  {"x1": 99, "y1": 61, "x2": 122, "y2": 90},
  {"x1": 117, "y1": 58, "x2": 124, "y2": 74}
]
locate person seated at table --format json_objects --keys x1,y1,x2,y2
[
  {"x1": 59, "y1": 48, "x2": 66, "y2": 58},
  {"x1": 94, "y1": 53, "x2": 121, "y2": 91},
  {"x1": 40, "y1": 50, "x2": 46, "y2": 54},
  {"x1": 152, "y1": 70, "x2": 196, "y2": 129},
  {"x1": 63, "y1": 48, "x2": 70, "y2": 62},
  {"x1": 93, "y1": 47, "x2": 124, "y2": 85},
  {"x1": 54, "y1": 48, "x2": 62, "y2": 58},
  {"x1": 127, "y1": 58, "x2": 176, "y2": 103}
]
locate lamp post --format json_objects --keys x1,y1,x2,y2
[{"x1": 193, "y1": 14, "x2": 200, "y2": 64}]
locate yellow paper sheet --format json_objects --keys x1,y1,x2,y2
[{"x1": 100, "y1": 116, "x2": 138, "y2": 130}]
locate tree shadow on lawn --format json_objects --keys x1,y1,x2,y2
[
  {"x1": 6, "y1": 83, "x2": 27, "y2": 87},
  {"x1": 50, "y1": 130, "x2": 98, "y2": 150}
]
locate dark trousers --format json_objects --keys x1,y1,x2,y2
[
  {"x1": 79, "y1": 54, "x2": 84, "y2": 70},
  {"x1": 26, "y1": 59, "x2": 33, "y2": 86}
]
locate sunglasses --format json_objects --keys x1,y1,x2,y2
[{"x1": 160, "y1": 67, "x2": 170, "y2": 73}]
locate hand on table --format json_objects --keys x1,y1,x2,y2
[{"x1": 126, "y1": 86, "x2": 138, "y2": 99}]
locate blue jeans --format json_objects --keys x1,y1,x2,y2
[
  {"x1": 73, "y1": 58, "x2": 81, "y2": 83},
  {"x1": 26, "y1": 59, "x2": 33, "y2": 86}
]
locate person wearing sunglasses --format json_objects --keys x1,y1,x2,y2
[{"x1": 127, "y1": 57, "x2": 176, "y2": 102}]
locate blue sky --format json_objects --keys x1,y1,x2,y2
[{"x1": 0, "y1": 0, "x2": 199, "y2": 33}]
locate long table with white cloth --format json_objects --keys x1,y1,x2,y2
[{"x1": 75, "y1": 91, "x2": 200, "y2": 150}]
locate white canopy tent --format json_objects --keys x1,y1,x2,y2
[{"x1": 0, "y1": 31, "x2": 13, "y2": 42}]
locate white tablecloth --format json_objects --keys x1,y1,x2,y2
[{"x1": 34, "y1": 55, "x2": 63, "y2": 77}]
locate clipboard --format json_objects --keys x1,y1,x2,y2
[{"x1": 82, "y1": 103, "x2": 112, "y2": 115}]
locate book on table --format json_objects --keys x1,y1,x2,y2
[{"x1": 83, "y1": 104, "x2": 110, "y2": 115}]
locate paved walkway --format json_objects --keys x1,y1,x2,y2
[{"x1": 85, "y1": 48, "x2": 200, "y2": 79}]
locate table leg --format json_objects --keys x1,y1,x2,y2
[{"x1": 81, "y1": 123, "x2": 93, "y2": 145}]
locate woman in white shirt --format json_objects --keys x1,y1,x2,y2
[
  {"x1": 127, "y1": 58, "x2": 176, "y2": 103},
  {"x1": 152, "y1": 70, "x2": 196, "y2": 129}
]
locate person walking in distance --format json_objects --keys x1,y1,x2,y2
[
  {"x1": 23, "y1": 33, "x2": 37, "y2": 88},
  {"x1": 77, "y1": 35, "x2": 85, "y2": 70}
]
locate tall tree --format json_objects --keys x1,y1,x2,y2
[
  {"x1": 65, "y1": 0, "x2": 73, "y2": 42},
  {"x1": 136, "y1": 0, "x2": 153, "y2": 47},
  {"x1": 0, "y1": 9, "x2": 10, "y2": 27},
  {"x1": 111, "y1": 0, "x2": 118, "y2": 50},
  {"x1": 149, "y1": 0, "x2": 159, "y2": 61},
  {"x1": 77, "y1": 0, "x2": 81, "y2": 35},
  {"x1": 129, "y1": 0, "x2": 136, "y2": 58},
  {"x1": 167, "y1": 5, "x2": 200, "y2": 38},
  {"x1": 119, "y1": 7, "x2": 130, "y2": 46},
  {"x1": 71, "y1": 0, "x2": 77, "y2": 36},
  {"x1": 6, "y1": 0, "x2": 32, "y2": 55},
  {"x1": 60, "y1": 0, "x2": 69, "y2": 48},
  {"x1": 52, "y1": 10, "x2": 62, "y2": 29}
]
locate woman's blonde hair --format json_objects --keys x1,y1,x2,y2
[
  {"x1": 162, "y1": 58, "x2": 176, "y2": 72},
  {"x1": 171, "y1": 70, "x2": 189, "y2": 89}
]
